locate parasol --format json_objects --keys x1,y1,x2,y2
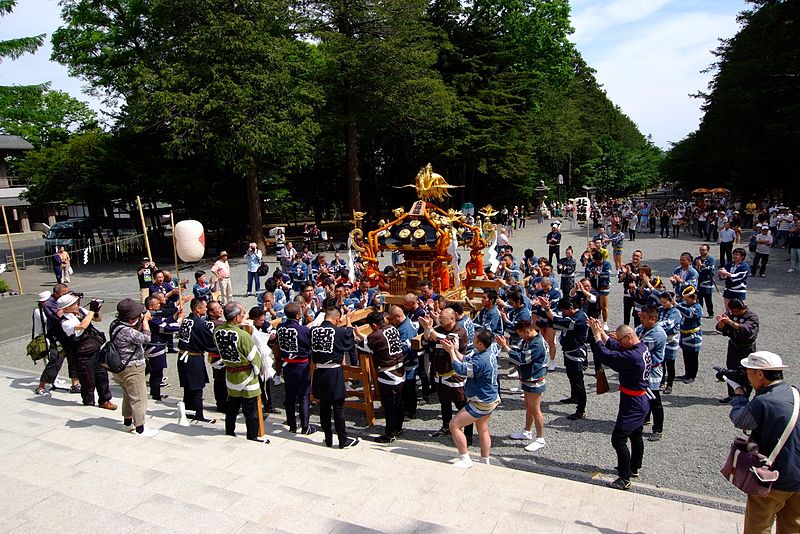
[
  {"x1": 710, "y1": 187, "x2": 731, "y2": 194},
  {"x1": 691, "y1": 188, "x2": 711, "y2": 195}
]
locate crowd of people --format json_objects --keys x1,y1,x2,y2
[{"x1": 26, "y1": 192, "x2": 800, "y2": 533}]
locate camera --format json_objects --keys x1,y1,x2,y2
[
  {"x1": 70, "y1": 291, "x2": 85, "y2": 299},
  {"x1": 713, "y1": 365, "x2": 747, "y2": 384}
]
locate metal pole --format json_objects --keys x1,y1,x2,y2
[
  {"x1": 136, "y1": 196, "x2": 153, "y2": 260},
  {"x1": 1, "y1": 205, "x2": 24, "y2": 294}
]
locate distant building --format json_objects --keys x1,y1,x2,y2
[{"x1": 0, "y1": 135, "x2": 57, "y2": 233}]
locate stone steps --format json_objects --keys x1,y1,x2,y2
[{"x1": 0, "y1": 367, "x2": 743, "y2": 533}]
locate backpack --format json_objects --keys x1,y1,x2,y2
[
  {"x1": 257, "y1": 262, "x2": 270, "y2": 277},
  {"x1": 748, "y1": 233, "x2": 758, "y2": 252},
  {"x1": 27, "y1": 310, "x2": 50, "y2": 364},
  {"x1": 98, "y1": 325, "x2": 136, "y2": 373}
]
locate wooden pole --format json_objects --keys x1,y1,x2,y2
[
  {"x1": 1, "y1": 205, "x2": 24, "y2": 294},
  {"x1": 257, "y1": 395, "x2": 265, "y2": 437},
  {"x1": 136, "y1": 196, "x2": 153, "y2": 260},
  {"x1": 169, "y1": 211, "x2": 180, "y2": 283}
]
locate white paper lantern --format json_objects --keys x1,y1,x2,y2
[{"x1": 175, "y1": 220, "x2": 205, "y2": 262}]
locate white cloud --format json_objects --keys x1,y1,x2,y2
[
  {"x1": 572, "y1": 0, "x2": 678, "y2": 42},
  {"x1": 571, "y1": 1, "x2": 748, "y2": 148}
]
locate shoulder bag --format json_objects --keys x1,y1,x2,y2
[
  {"x1": 26, "y1": 310, "x2": 50, "y2": 364},
  {"x1": 721, "y1": 387, "x2": 800, "y2": 496}
]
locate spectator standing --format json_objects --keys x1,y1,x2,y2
[
  {"x1": 58, "y1": 247, "x2": 71, "y2": 284},
  {"x1": 752, "y1": 225, "x2": 773, "y2": 278},
  {"x1": 719, "y1": 221, "x2": 736, "y2": 266},
  {"x1": 787, "y1": 222, "x2": 800, "y2": 273},
  {"x1": 729, "y1": 352, "x2": 800, "y2": 534},
  {"x1": 110, "y1": 299, "x2": 158, "y2": 436},
  {"x1": 56, "y1": 293, "x2": 116, "y2": 410},
  {"x1": 244, "y1": 243, "x2": 263, "y2": 297},
  {"x1": 211, "y1": 251, "x2": 233, "y2": 303}
]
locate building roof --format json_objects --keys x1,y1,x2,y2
[
  {"x1": 0, "y1": 187, "x2": 30, "y2": 207},
  {"x1": 0, "y1": 135, "x2": 34, "y2": 151}
]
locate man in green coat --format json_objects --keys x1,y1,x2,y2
[{"x1": 214, "y1": 302, "x2": 262, "y2": 441}]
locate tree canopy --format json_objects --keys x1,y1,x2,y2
[
  {"x1": 17, "y1": 0, "x2": 661, "y2": 237},
  {"x1": 661, "y1": 0, "x2": 800, "y2": 203}
]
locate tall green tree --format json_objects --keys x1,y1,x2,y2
[
  {"x1": 0, "y1": 88, "x2": 96, "y2": 148},
  {"x1": 297, "y1": 0, "x2": 455, "y2": 213},
  {"x1": 663, "y1": 0, "x2": 800, "y2": 201},
  {"x1": 0, "y1": 0, "x2": 45, "y2": 63},
  {"x1": 53, "y1": 0, "x2": 322, "y2": 247}
]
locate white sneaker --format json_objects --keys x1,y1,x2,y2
[
  {"x1": 788, "y1": 269, "x2": 795, "y2": 273},
  {"x1": 508, "y1": 369, "x2": 519, "y2": 379},
  {"x1": 603, "y1": 323, "x2": 610, "y2": 332},
  {"x1": 524, "y1": 438, "x2": 546, "y2": 452},
  {"x1": 453, "y1": 456, "x2": 474, "y2": 469},
  {"x1": 134, "y1": 427, "x2": 159, "y2": 438},
  {"x1": 123, "y1": 424, "x2": 135, "y2": 433},
  {"x1": 510, "y1": 429, "x2": 533, "y2": 440},
  {"x1": 481, "y1": 457, "x2": 491, "y2": 465},
  {"x1": 548, "y1": 360, "x2": 557, "y2": 371}
]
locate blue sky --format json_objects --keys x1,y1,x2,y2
[{"x1": 2, "y1": 0, "x2": 749, "y2": 148}]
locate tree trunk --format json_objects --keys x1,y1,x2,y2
[
  {"x1": 244, "y1": 159, "x2": 266, "y2": 253},
  {"x1": 345, "y1": 95, "x2": 361, "y2": 214}
]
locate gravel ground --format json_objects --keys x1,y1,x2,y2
[{"x1": 2, "y1": 219, "x2": 798, "y2": 504}]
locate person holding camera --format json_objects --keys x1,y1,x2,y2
[
  {"x1": 110, "y1": 299, "x2": 158, "y2": 436},
  {"x1": 244, "y1": 242, "x2": 263, "y2": 297},
  {"x1": 715, "y1": 299, "x2": 759, "y2": 403},
  {"x1": 56, "y1": 293, "x2": 116, "y2": 410},
  {"x1": 729, "y1": 352, "x2": 800, "y2": 533},
  {"x1": 137, "y1": 257, "x2": 158, "y2": 304}
]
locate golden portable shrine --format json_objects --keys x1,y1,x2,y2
[{"x1": 348, "y1": 164, "x2": 494, "y2": 298}]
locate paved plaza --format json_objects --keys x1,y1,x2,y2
[{"x1": 2, "y1": 218, "x2": 798, "y2": 530}]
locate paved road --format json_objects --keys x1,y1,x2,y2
[{"x1": 2, "y1": 220, "x2": 797, "y2": 503}]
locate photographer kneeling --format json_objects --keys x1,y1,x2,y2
[
  {"x1": 729, "y1": 351, "x2": 800, "y2": 533},
  {"x1": 110, "y1": 299, "x2": 158, "y2": 437}
]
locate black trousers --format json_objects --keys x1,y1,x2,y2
[
  {"x1": 628, "y1": 229, "x2": 636, "y2": 241},
  {"x1": 378, "y1": 382, "x2": 405, "y2": 437},
  {"x1": 565, "y1": 358, "x2": 587, "y2": 415},
  {"x1": 149, "y1": 367, "x2": 164, "y2": 399},
  {"x1": 752, "y1": 253, "x2": 769, "y2": 275},
  {"x1": 226, "y1": 396, "x2": 259, "y2": 440},
  {"x1": 663, "y1": 360, "x2": 676, "y2": 388},
  {"x1": 74, "y1": 353, "x2": 111, "y2": 406},
  {"x1": 184, "y1": 387, "x2": 209, "y2": 421},
  {"x1": 697, "y1": 292, "x2": 714, "y2": 316},
  {"x1": 683, "y1": 349, "x2": 699, "y2": 379},
  {"x1": 612, "y1": 425, "x2": 644, "y2": 481},
  {"x1": 319, "y1": 398, "x2": 347, "y2": 446},
  {"x1": 623, "y1": 297, "x2": 635, "y2": 326},
  {"x1": 720, "y1": 242, "x2": 733, "y2": 266},
  {"x1": 402, "y1": 370, "x2": 418, "y2": 418},
  {"x1": 212, "y1": 366, "x2": 228, "y2": 412},
  {"x1": 283, "y1": 362, "x2": 311, "y2": 431},
  {"x1": 548, "y1": 246, "x2": 560, "y2": 265},
  {"x1": 259, "y1": 377, "x2": 275, "y2": 411},
  {"x1": 648, "y1": 391, "x2": 664, "y2": 433},
  {"x1": 441, "y1": 398, "x2": 473, "y2": 439},
  {"x1": 660, "y1": 224, "x2": 669, "y2": 238}
]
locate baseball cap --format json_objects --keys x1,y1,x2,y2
[
  {"x1": 37, "y1": 291, "x2": 51, "y2": 302},
  {"x1": 741, "y1": 351, "x2": 788, "y2": 370},
  {"x1": 57, "y1": 294, "x2": 79, "y2": 309}
]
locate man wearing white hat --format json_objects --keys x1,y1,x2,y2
[
  {"x1": 211, "y1": 251, "x2": 233, "y2": 304},
  {"x1": 730, "y1": 351, "x2": 800, "y2": 533}
]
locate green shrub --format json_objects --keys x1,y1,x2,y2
[{"x1": 0, "y1": 278, "x2": 9, "y2": 293}]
